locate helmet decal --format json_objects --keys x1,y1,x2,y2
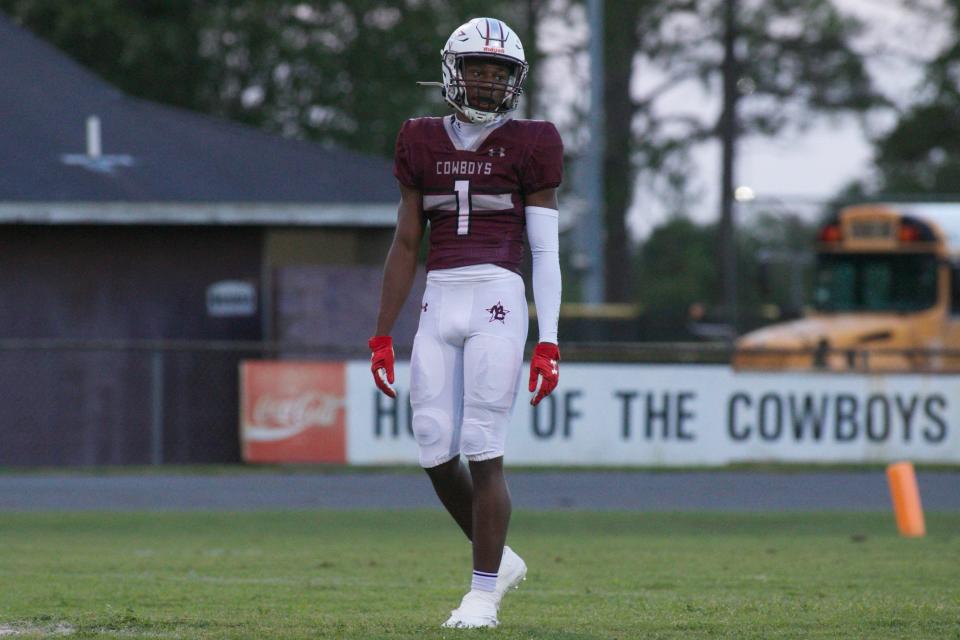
[
  {"x1": 430, "y1": 17, "x2": 529, "y2": 125},
  {"x1": 478, "y1": 19, "x2": 507, "y2": 48}
]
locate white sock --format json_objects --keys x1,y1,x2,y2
[{"x1": 471, "y1": 570, "x2": 498, "y2": 593}]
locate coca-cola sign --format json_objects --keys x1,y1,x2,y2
[
  {"x1": 240, "y1": 361, "x2": 346, "y2": 463},
  {"x1": 247, "y1": 392, "x2": 344, "y2": 441}
]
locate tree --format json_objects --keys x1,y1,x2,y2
[
  {"x1": 599, "y1": 0, "x2": 883, "y2": 304},
  {"x1": 0, "y1": 1, "x2": 541, "y2": 157},
  {"x1": 201, "y1": 1, "x2": 542, "y2": 157},
  {"x1": 871, "y1": 1, "x2": 960, "y2": 194},
  {"x1": 634, "y1": 208, "x2": 819, "y2": 337},
  {"x1": 635, "y1": 215, "x2": 718, "y2": 315},
  {"x1": 0, "y1": 0, "x2": 210, "y2": 112}
]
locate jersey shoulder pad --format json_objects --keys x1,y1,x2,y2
[
  {"x1": 509, "y1": 119, "x2": 562, "y2": 146},
  {"x1": 398, "y1": 117, "x2": 445, "y2": 144},
  {"x1": 515, "y1": 119, "x2": 563, "y2": 193}
]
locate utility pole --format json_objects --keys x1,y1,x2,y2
[
  {"x1": 580, "y1": 0, "x2": 606, "y2": 303},
  {"x1": 523, "y1": 0, "x2": 538, "y2": 120},
  {"x1": 718, "y1": 0, "x2": 739, "y2": 336}
]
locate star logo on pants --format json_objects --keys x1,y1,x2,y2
[{"x1": 486, "y1": 301, "x2": 509, "y2": 324}]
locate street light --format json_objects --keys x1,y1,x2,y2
[{"x1": 735, "y1": 185, "x2": 755, "y2": 202}]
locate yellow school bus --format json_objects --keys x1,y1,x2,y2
[{"x1": 733, "y1": 202, "x2": 960, "y2": 372}]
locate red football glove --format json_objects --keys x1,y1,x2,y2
[
  {"x1": 528, "y1": 342, "x2": 560, "y2": 406},
  {"x1": 368, "y1": 335, "x2": 396, "y2": 398}
]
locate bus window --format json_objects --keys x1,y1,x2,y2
[
  {"x1": 862, "y1": 263, "x2": 892, "y2": 310},
  {"x1": 814, "y1": 259, "x2": 855, "y2": 309},
  {"x1": 814, "y1": 253, "x2": 938, "y2": 312},
  {"x1": 952, "y1": 266, "x2": 960, "y2": 316}
]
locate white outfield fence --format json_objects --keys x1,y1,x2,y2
[{"x1": 243, "y1": 360, "x2": 960, "y2": 466}]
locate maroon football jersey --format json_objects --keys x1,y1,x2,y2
[{"x1": 394, "y1": 115, "x2": 563, "y2": 274}]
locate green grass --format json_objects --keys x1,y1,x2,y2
[{"x1": 0, "y1": 511, "x2": 957, "y2": 639}]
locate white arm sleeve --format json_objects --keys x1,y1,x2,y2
[{"x1": 525, "y1": 206, "x2": 561, "y2": 344}]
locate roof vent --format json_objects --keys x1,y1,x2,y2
[
  {"x1": 60, "y1": 115, "x2": 134, "y2": 174},
  {"x1": 86, "y1": 115, "x2": 101, "y2": 158}
]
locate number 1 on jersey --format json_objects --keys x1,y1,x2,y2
[{"x1": 454, "y1": 180, "x2": 470, "y2": 236}]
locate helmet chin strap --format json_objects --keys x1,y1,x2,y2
[
  {"x1": 417, "y1": 80, "x2": 511, "y2": 124},
  {"x1": 416, "y1": 82, "x2": 512, "y2": 125},
  {"x1": 452, "y1": 92, "x2": 508, "y2": 124},
  {"x1": 456, "y1": 104, "x2": 502, "y2": 125}
]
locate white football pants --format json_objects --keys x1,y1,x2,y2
[{"x1": 409, "y1": 269, "x2": 528, "y2": 468}]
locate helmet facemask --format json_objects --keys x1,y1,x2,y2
[{"x1": 443, "y1": 54, "x2": 526, "y2": 124}]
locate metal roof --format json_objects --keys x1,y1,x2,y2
[
  {"x1": 0, "y1": 12, "x2": 398, "y2": 226},
  {"x1": 0, "y1": 202, "x2": 397, "y2": 227}
]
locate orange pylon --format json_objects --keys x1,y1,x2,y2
[{"x1": 886, "y1": 461, "x2": 926, "y2": 537}]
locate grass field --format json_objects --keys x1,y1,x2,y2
[{"x1": 0, "y1": 511, "x2": 957, "y2": 639}]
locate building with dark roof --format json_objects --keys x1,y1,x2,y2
[
  {"x1": 0, "y1": 11, "x2": 398, "y2": 209},
  {"x1": 0, "y1": 12, "x2": 423, "y2": 465}
]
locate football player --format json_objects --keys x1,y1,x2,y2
[{"x1": 368, "y1": 16, "x2": 562, "y2": 629}]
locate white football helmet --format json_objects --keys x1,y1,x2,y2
[{"x1": 425, "y1": 18, "x2": 528, "y2": 124}]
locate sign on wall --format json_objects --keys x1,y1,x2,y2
[
  {"x1": 207, "y1": 280, "x2": 257, "y2": 317},
  {"x1": 344, "y1": 363, "x2": 960, "y2": 466},
  {"x1": 240, "y1": 361, "x2": 346, "y2": 463},
  {"x1": 239, "y1": 361, "x2": 960, "y2": 465}
]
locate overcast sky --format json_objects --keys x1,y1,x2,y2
[
  {"x1": 699, "y1": 0, "x2": 949, "y2": 231},
  {"x1": 539, "y1": 0, "x2": 951, "y2": 238}
]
